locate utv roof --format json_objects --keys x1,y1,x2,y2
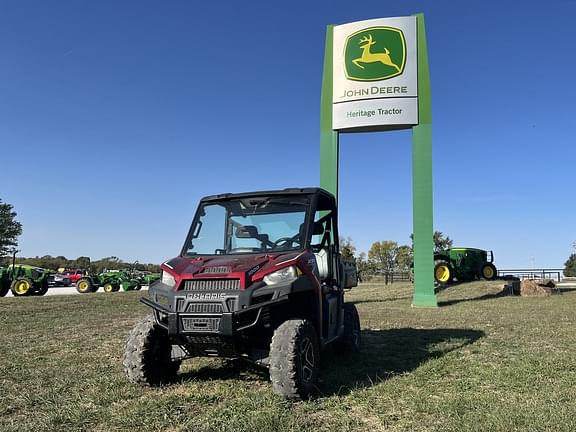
[{"x1": 200, "y1": 187, "x2": 334, "y2": 203}]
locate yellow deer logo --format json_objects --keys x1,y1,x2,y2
[{"x1": 352, "y1": 34, "x2": 401, "y2": 72}]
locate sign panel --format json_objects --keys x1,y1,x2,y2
[{"x1": 332, "y1": 16, "x2": 418, "y2": 131}]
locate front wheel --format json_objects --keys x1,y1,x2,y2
[
  {"x1": 11, "y1": 278, "x2": 33, "y2": 296},
  {"x1": 269, "y1": 319, "x2": 319, "y2": 400},
  {"x1": 102, "y1": 283, "x2": 120, "y2": 293},
  {"x1": 481, "y1": 263, "x2": 497, "y2": 280},
  {"x1": 76, "y1": 278, "x2": 93, "y2": 294},
  {"x1": 123, "y1": 315, "x2": 181, "y2": 385}
]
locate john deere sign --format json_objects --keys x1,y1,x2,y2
[
  {"x1": 333, "y1": 17, "x2": 418, "y2": 130},
  {"x1": 321, "y1": 14, "x2": 436, "y2": 307},
  {"x1": 344, "y1": 27, "x2": 406, "y2": 81}
]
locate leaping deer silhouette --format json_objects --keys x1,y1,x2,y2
[{"x1": 352, "y1": 34, "x2": 401, "y2": 72}]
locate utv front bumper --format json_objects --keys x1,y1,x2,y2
[{"x1": 142, "y1": 281, "x2": 291, "y2": 338}]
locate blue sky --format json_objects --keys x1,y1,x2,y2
[{"x1": 1, "y1": 0, "x2": 574, "y2": 268}]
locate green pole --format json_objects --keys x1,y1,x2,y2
[
  {"x1": 411, "y1": 13, "x2": 437, "y2": 307},
  {"x1": 320, "y1": 25, "x2": 339, "y2": 200}
]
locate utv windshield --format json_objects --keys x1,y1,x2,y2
[{"x1": 183, "y1": 196, "x2": 310, "y2": 255}]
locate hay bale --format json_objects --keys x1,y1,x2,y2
[{"x1": 520, "y1": 279, "x2": 559, "y2": 297}]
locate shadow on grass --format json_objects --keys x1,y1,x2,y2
[
  {"x1": 350, "y1": 297, "x2": 412, "y2": 305},
  {"x1": 438, "y1": 289, "x2": 510, "y2": 306},
  {"x1": 170, "y1": 328, "x2": 484, "y2": 398},
  {"x1": 175, "y1": 358, "x2": 268, "y2": 383},
  {"x1": 319, "y1": 327, "x2": 484, "y2": 396}
]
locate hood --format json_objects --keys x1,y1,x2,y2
[{"x1": 162, "y1": 252, "x2": 302, "y2": 286}]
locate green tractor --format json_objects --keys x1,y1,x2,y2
[
  {"x1": 434, "y1": 248, "x2": 497, "y2": 285},
  {"x1": 137, "y1": 272, "x2": 160, "y2": 286},
  {"x1": 75, "y1": 270, "x2": 141, "y2": 294},
  {"x1": 3, "y1": 264, "x2": 51, "y2": 297}
]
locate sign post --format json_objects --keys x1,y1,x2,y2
[{"x1": 320, "y1": 13, "x2": 436, "y2": 307}]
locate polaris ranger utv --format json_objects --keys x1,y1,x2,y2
[{"x1": 123, "y1": 188, "x2": 360, "y2": 399}]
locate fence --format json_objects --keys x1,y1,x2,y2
[{"x1": 497, "y1": 269, "x2": 565, "y2": 282}]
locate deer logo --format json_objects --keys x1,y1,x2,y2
[
  {"x1": 353, "y1": 34, "x2": 401, "y2": 72},
  {"x1": 344, "y1": 27, "x2": 406, "y2": 81}
]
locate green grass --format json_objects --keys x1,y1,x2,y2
[{"x1": 1, "y1": 282, "x2": 575, "y2": 432}]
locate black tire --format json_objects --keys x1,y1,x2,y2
[
  {"x1": 34, "y1": 281, "x2": 49, "y2": 296},
  {"x1": 481, "y1": 263, "x2": 497, "y2": 280},
  {"x1": 134, "y1": 284, "x2": 142, "y2": 291},
  {"x1": 434, "y1": 261, "x2": 454, "y2": 285},
  {"x1": 11, "y1": 278, "x2": 33, "y2": 296},
  {"x1": 269, "y1": 319, "x2": 319, "y2": 400},
  {"x1": 123, "y1": 315, "x2": 180, "y2": 385},
  {"x1": 0, "y1": 282, "x2": 9, "y2": 297},
  {"x1": 76, "y1": 278, "x2": 93, "y2": 294},
  {"x1": 334, "y1": 303, "x2": 361, "y2": 353}
]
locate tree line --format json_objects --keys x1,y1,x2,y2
[
  {"x1": 3, "y1": 197, "x2": 576, "y2": 277},
  {"x1": 0, "y1": 198, "x2": 160, "y2": 273},
  {"x1": 341, "y1": 231, "x2": 453, "y2": 280}
]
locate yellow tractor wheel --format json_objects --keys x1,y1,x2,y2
[
  {"x1": 11, "y1": 278, "x2": 32, "y2": 296},
  {"x1": 434, "y1": 262, "x2": 454, "y2": 285},
  {"x1": 481, "y1": 263, "x2": 497, "y2": 280},
  {"x1": 76, "y1": 278, "x2": 93, "y2": 294}
]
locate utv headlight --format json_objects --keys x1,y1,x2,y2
[
  {"x1": 161, "y1": 271, "x2": 176, "y2": 288},
  {"x1": 155, "y1": 293, "x2": 171, "y2": 308},
  {"x1": 263, "y1": 266, "x2": 298, "y2": 286}
]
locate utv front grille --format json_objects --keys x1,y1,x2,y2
[
  {"x1": 182, "y1": 279, "x2": 240, "y2": 291},
  {"x1": 185, "y1": 302, "x2": 223, "y2": 314},
  {"x1": 181, "y1": 317, "x2": 221, "y2": 332}
]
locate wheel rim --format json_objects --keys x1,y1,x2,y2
[
  {"x1": 15, "y1": 280, "x2": 30, "y2": 295},
  {"x1": 435, "y1": 265, "x2": 450, "y2": 283},
  {"x1": 78, "y1": 281, "x2": 88, "y2": 292},
  {"x1": 483, "y1": 266, "x2": 494, "y2": 279},
  {"x1": 104, "y1": 284, "x2": 112, "y2": 292},
  {"x1": 299, "y1": 337, "x2": 315, "y2": 383}
]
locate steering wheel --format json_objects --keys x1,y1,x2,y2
[{"x1": 272, "y1": 235, "x2": 301, "y2": 250}]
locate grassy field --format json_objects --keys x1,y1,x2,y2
[{"x1": 0, "y1": 281, "x2": 575, "y2": 432}]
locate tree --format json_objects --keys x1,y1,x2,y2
[
  {"x1": 0, "y1": 199, "x2": 22, "y2": 259},
  {"x1": 395, "y1": 245, "x2": 413, "y2": 271},
  {"x1": 368, "y1": 240, "x2": 398, "y2": 273},
  {"x1": 410, "y1": 230, "x2": 453, "y2": 253},
  {"x1": 433, "y1": 231, "x2": 453, "y2": 253},
  {"x1": 340, "y1": 236, "x2": 356, "y2": 259},
  {"x1": 564, "y1": 254, "x2": 576, "y2": 277}
]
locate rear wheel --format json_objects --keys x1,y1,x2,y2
[
  {"x1": 11, "y1": 278, "x2": 33, "y2": 296},
  {"x1": 481, "y1": 263, "x2": 497, "y2": 280},
  {"x1": 123, "y1": 315, "x2": 181, "y2": 385},
  {"x1": 76, "y1": 278, "x2": 93, "y2": 294},
  {"x1": 434, "y1": 262, "x2": 454, "y2": 285},
  {"x1": 334, "y1": 303, "x2": 361, "y2": 353},
  {"x1": 269, "y1": 319, "x2": 319, "y2": 400}
]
